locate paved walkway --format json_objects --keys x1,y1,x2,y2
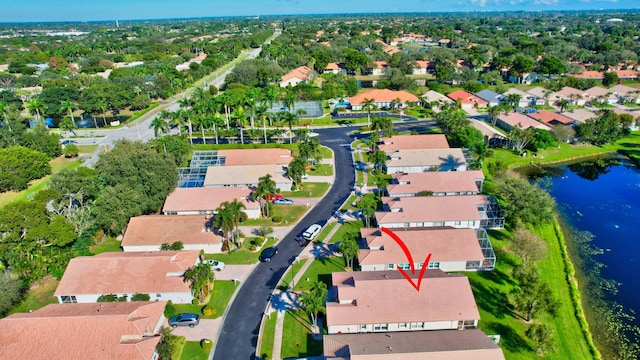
[{"x1": 268, "y1": 220, "x2": 343, "y2": 360}]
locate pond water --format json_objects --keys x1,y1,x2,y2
[
  {"x1": 44, "y1": 115, "x2": 131, "y2": 129},
  {"x1": 526, "y1": 156, "x2": 640, "y2": 328}
]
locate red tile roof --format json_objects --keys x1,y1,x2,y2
[
  {"x1": 281, "y1": 66, "x2": 313, "y2": 82},
  {"x1": 572, "y1": 71, "x2": 604, "y2": 79},
  {"x1": 349, "y1": 89, "x2": 420, "y2": 106},
  {"x1": 218, "y1": 148, "x2": 292, "y2": 165},
  {"x1": 615, "y1": 70, "x2": 638, "y2": 78},
  {"x1": 327, "y1": 270, "x2": 479, "y2": 327},
  {"x1": 527, "y1": 110, "x2": 575, "y2": 126},
  {"x1": 163, "y1": 187, "x2": 258, "y2": 214},
  {"x1": 378, "y1": 134, "x2": 450, "y2": 151},
  {"x1": 55, "y1": 251, "x2": 199, "y2": 297},
  {"x1": 122, "y1": 215, "x2": 223, "y2": 247},
  {"x1": 359, "y1": 227, "x2": 484, "y2": 265},
  {"x1": 447, "y1": 90, "x2": 488, "y2": 105},
  {"x1": 387, "y1": 170, "x2": 484, "y2": 196},
  {"x1": 0, "y1": 302, "x2": 166, "y2": 359},
  {"x1": 497, "y1": 112, "x2": 551, "y2": 130},
  {"x1": 376, "y1": 195, "x2": 491, "y2": 225}
]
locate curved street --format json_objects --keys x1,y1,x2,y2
[{"x1": 212, "y1": 127, "x2": 356, "y2": 360}]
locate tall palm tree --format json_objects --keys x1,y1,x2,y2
[
  {"x1": 183, "y1": 262, "x2": 214, "y2": 302},
  {"x1": 210, "y1": 113, "x2": 225, "y2": 145},
  {"x1": 225, "y1": 199, "x2": 247, "y2": 248},
  {"x1": 27, "y1": 97, "x2": 46, "y2": 124},
  {"x1": 362, "y1": 98, "x2": 376, "y2": 127},
  {"x1": 214, "y1": 206, "x2": 236, "y2": 252},
  {"x1": 281, "y1": 111, "x2": 297, "y2": 144},
  {"x1": 254, "y1": 174, "x2": 277, "y2": 218},
  {"x1": 150, "y1": 116, "x2": 169, "y2": 138},
  {"x1": 506, "y1": 93, "x2": 521, "y2": 112},
  {"x1": 59, "y1": 117, "x2": 77, "y2": 137},
  {"x1": 282, "y1": 92, "x2": 296, "y2": 114},
  {"x1": 255, "y1": 104, "x2": 269, "y2": 144},
  {"x1": 557, "y1": 99, "x2": 570, "y2": 112},
  {"x1": 487, "y1": 105, "x2": 501, "y2": 126},
  {"x1": 61, "y1": 100, "x2": 76, "y2": 124},
  {"x1": 299, "y1": 281, "x2": 328, "y2": 333}
]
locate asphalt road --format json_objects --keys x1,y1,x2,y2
[{"x1": 212, "y1": 127, "x2": 356, "y2": 360}]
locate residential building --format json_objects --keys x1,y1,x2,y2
[
  {"x1": 422, "y1": 90, "x2": 453, "y2": 107},
  {"x1": 496, "y1": 112, "x2": 551, "y2": 131},
  {"x1": 122, "y1": 215, "x2": 224, "y2": 253},
  {"x1": 610, "y1": 84, "x2": 640, "y2": 104},
  {"x1": 412, "y1": 60, "x2": 433, "y2": 75},
  {"x1": 0, "y1": 302, "x2": 166, "y2": 360},
  {"x1": 615, "y1": 70, "x2": 639, "y2": 81},
  {"x1": 508, "y1": 72, "x2": 538, "y2": 84},
  {"x1": 369, "y1": 61, "x2": 389, "y2": 76},
  {"x1": 475, "y1": 89, "x2": 505, "y2": 107},
  {"x1": 54, "y1": 250, "x2": 200, "y2": 304},
  {"x1": 349, "y1": 89, "x2": 420, "y2": 111},
  {"x1": 387, "y1": 170, "x2": 484, "y2": 197},
  {"x1": 385, "y1": 148, "x2": 467, "y2": 173},
  {"x1": 376, "y1": 195, "x2": 504, "y2": 230},
  {"x1": 359, "y1": 227, "x2": 496, "y2": 271},
  {"x1": 378, "y1": 134, "x2": 449, "y2": 152},
  {"x1": 527, "y1": 110, "x2": 575, "y2": 126},
  {"x1": 326, "y1": 270, "x2": 480, "y2": 334},
  {"x1": 551, "y1": 86, "x2": 587, "y2": 106},
  {"x1": 162, "y1": 187, "x2": 260, "y2": 217},
  {"x1": 218, "y1": 148, "x2": 293, "y2": 165},
  {"x1": 560, "y1": 109, "x2": 598, "y2": 124},
  {"x1": 324, "y1": 62, "x2": 347, "y2": 75},
  {"x1": 585, "y1": 86, "x2": 617, "y2": 104},
  {"x1": 446, "y1": 90, "x2": 488, "y2": 109},
  {"x1": 323, "y1": 329, "x2": 506, "y2": 360},
  {"x1": 280, "y1": 65, "x2": 315, "y2": 87},
  {"x1": 526, "y1": 87, "x2": 550, "y2": 105},
  {"x1": 503, "y1": 88, "x2": 532, "y2": 108},
  {"x1": 438, "y1": 38, "x2": 451, "y2": 47},
  {"x1": 571, "y1": 70, "x2": 604, "y2": 81},
  {"x1": 203, "y1": 164, "x2": 291, "y2": 189}
]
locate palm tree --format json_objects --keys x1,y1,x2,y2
[
  {"x1": 255, "y1": 105, "x2": 269, "y2": 144},
  {"x1": 227, "y1": 199, "x2": 247, "y2": 247},
  {"x1": 299, "y1": 281, "x2": 328, "y2": 333},
  {"x1": 288, "y1": 156, "x2": 308, "y2": 188},
  {"x1": 282, "y1": 92, "x2": 296, "y2": 114},
  {"x1": 183, "y1": 262, "x2": 214, "y2": 302},
  {"x1": 557, "y1": 99, "x2": 570, "y2": 112},
  {"x1": 210, "y1": 113, "x2": 225, "y2": 145},
  {"x1": 282, "y1": 111, "x2": 297, "y2": 144},
  {"x1": 470, "y1": 141, "x2": 493, "y2": 169},
  {"x1": 299, "y1": 136, "x2": 321, "y2": 165},
  {"x1": 371, "y1": 116, "x2": 392, "y2": 137},
  {"x1": 487, "y1": 105, "x2": 501, "y2": 126},
  {"x1": 59, "y1": 117, "x2": 77, "y2": 137},
  {"x1": 370, "y1": 149, "x2": 387, "y2": 173},
  {"x1": 357, "y1": 194, "x2": 378, "y2": 228},
  {"x1": 61, "y1": 100, "x2": 76, "y2": 125},
  {"x1": 254, "y1": 174, "x2": 277, "y2": 218},
  {"x1": 27, "y1": 97, "x2": 46, "y2": 124},
  {"x1": 214, "y1": 206, "x2": 236, "y2": 252},
  {"x1": 362, "y1": 98, "x2": 376, "y2": 127},
  {"x1": 150, "y1": 116, "x2": 169, "y2": 138},
  {"x1": 506, "y1": 93, "x2": 522, "y2": 112}
]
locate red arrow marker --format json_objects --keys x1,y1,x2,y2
[{"x1": 381, "y1": 227, "x2": 432, "y2": 291}]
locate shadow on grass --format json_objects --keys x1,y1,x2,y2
[
  {"x1": 486, "y1": 322, "x2": 532, "y2": 354},
  {"x1": 469, "y1": 280, "x2": 514, "y2": 320},
  {"x1": 477, "y1": 266, "x2": 515, "y2": 286}
]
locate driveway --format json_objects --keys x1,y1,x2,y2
[{"x1": 170, "y1": 318, "x2": 222, "y2": 342}]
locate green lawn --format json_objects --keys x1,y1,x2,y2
[
  {"x1": 281, "y1": 182, "x2": 331, "y2": 198},
  {"x1": 281, "y1": 310, "x2": 323, "y2": 359},
  {"x1": 0, "y1": 157, "x2": 82, "y2": 208},
  {"x1": 90, "y1": 237, "x2": 122, "y2": 254},
  {"x1": 341, "y1": 194, "x2": 359, "y2": 211},
  {"x1": 315, "y1": 222, "x2": 338, "y2": 243},
  {"x1": 329, "y1": 220, "x2": 363, "y2": 244},
  {"x1": 294, "y1": 256, "x2": 345, "y2": 292},
  {"x1": 259, "y1": 312, "x2": 278, "y2": 359},
  {"x1": 9, "y1": 276, "x2": 59, "y2": 315},
  {"x1": 205, "y1": 236, "x2": 277, "y2": 264},
  {"x1": 242, "y1": 206, "x2": 308, "y2": 227},
  {"x1": 77, "y1": 144, "x2": 99, "y2": 153},
  {"x1": 308, "y1": 164, "x2": 333, "y2": 176},
  {"x1": 170, "y1": 280, "x2": 239, "y2": 319},
  {"x1": 319, "y1": 146, "x2": 333, "y2": 158},
  {"x1": 180, "y1": 341, "x2": 210, "y2": 360}
]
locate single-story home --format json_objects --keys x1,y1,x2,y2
[
  {"x1": 349, "y1": 89, "x2": 420, "y2": 111},
  {"x1": 387, "y1": 170, "x2": 485, "y2": 197},
  {"x1": 525, "y1": 86, "x2": 550, "y2": 106},
  {"x1": 378, "y1": 134, "x2": 450, "y2": 152},
  {"x1": 324, "y1": 62, "x2": 347, "y2": 75},
  {"x1": 610, "y1": 84, "x2": 640, "y2": 104},
  {"x1": 55, "y1": 250, "x2": 200, "y2": 304},
  {"x1": 122, "y1": 215, "x2": 224, "y2": 253},
  {"x1": 447, "y1": 90, "x2": 488, "y2": 109},
  {"x1": 0, "y1": 301, "x2": 166, "y2": 360},
  {"x1": 496, "y1": 112, "x2": 551, "y2": 131},
  {"x1": 571, "y1": 70, "x2": 605, "y2": 81},
  {"x1": 502, "y1": 88, "x2": 532, "y2": 108},
  {"x1": 560, "y1": 109, "x2": 598, "y2": 124},
  {"x1": 615, "y1": 70, "x2": 639, "y2": 81},
  {"x1": 376, "y1": 195, "x2": 504, "y2": 230},
  {"x1": 326, "y1": 270, "x2": 480, "y2": 334},
  {"x1": 508, "y1": 72, "x2": 538, "y2": 85},
  {"x1": 203, "y1": 164, "x2": 291, "y2": 189},
  {"x1": 323, "y1": 329, "x2": 506, "y2": 360},
  {"x1": 551, "y1": 86, "x2": 587, "y2": 106},
  {"x1": 218, "y1": 148, "x2": 293, "y2": 166},
  {"x1": 422, "y1": 90, "x2": 453, "y2": 108},
  {"x1": 475, "y1": 89, "x2": 505, "y2": 107},
  {"x1": 412, "y1": 60, "x2": 433, "y2": 75},
  {"x1": 280, "y1": 65, "x2": 315, "y2": 87},
  {"x1": 527, "y1": 110, "x2": 575, "y2": 126},
  {"x1": 359, "y1": 227, "x2": 495, "y2": 271},
  {"x1": 163, "y1": 187, "x2": 260, "y2": 218},
  {"x1": 368, "y1": 61, "x2": 389, "y2": 76},
  {"x1": 385, "y1": 148, "x2": 467, "y2": 173},
  {"x1": 585, "y1": 86, "x2": 617, "y2": 104}
]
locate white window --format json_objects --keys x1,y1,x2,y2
[
  {"x1": 428, "y1": 262, "x2": 440, "y2": 269},
  {"x1": 373, "y1": 324, "x2": 388, "y2": 331},
  {"x1": 398, "y1": 263, "x2": 410, "y2": 270},
  {"x1": 156, "y1": 293, "x2": 162, "y2": 298},
  {"x1": 387, "y1": 264, "x2": 395, "y2": 269}
]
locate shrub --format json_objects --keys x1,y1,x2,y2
[
  {"x1": 272, "y1": 216, "x2": 282, "y2": 223},
  {"x1": 255, "y1": 236, "x2": 265, "y2": 246},
  {"x1": 131, "y1": 293, "x2": 151, "y2": 301},
  {"x1": 191, "y1": 298, "x2": 199, "y2": 305},
  {"x1": 97, "y1": 294, "x2": 118, "y2": 302},
  {"x1": 201, "y1": 338, "x2": 213, "y2": 352},
  {"x1": 249, "y1": 245, "x2": 257, "y2": 251},
  {"x1": 202, "y1": 305, "x2": 215, "y2": 317},
  {"x1": 164, "y1": 300, "x2": 176, "y2": 318}
]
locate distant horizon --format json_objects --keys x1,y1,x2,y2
[{"x1": 2, "y1": 0, "x2": 640, "y2": 24}]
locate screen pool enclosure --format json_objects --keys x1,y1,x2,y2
[
  {"x1": 177, "y1": 151, "x2": 226, "y2": 188},
  {"x1": 267, "y1": 101, "x2": 323, "y2": 118}
]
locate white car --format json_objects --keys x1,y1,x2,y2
[
  {"x1": 205, "y1": 260, "x2": 225, "y2": 271},
  {"x1": 302, "y1": 224, "x2": 322, "y2": 241}
]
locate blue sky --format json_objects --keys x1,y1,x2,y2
[{"x1": 2, "y1": 0, "x2": 638, "y2": 22}]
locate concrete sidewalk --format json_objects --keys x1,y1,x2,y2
[{"x1": 268, "y1": 220, "x2": 344, "y2": 360}]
